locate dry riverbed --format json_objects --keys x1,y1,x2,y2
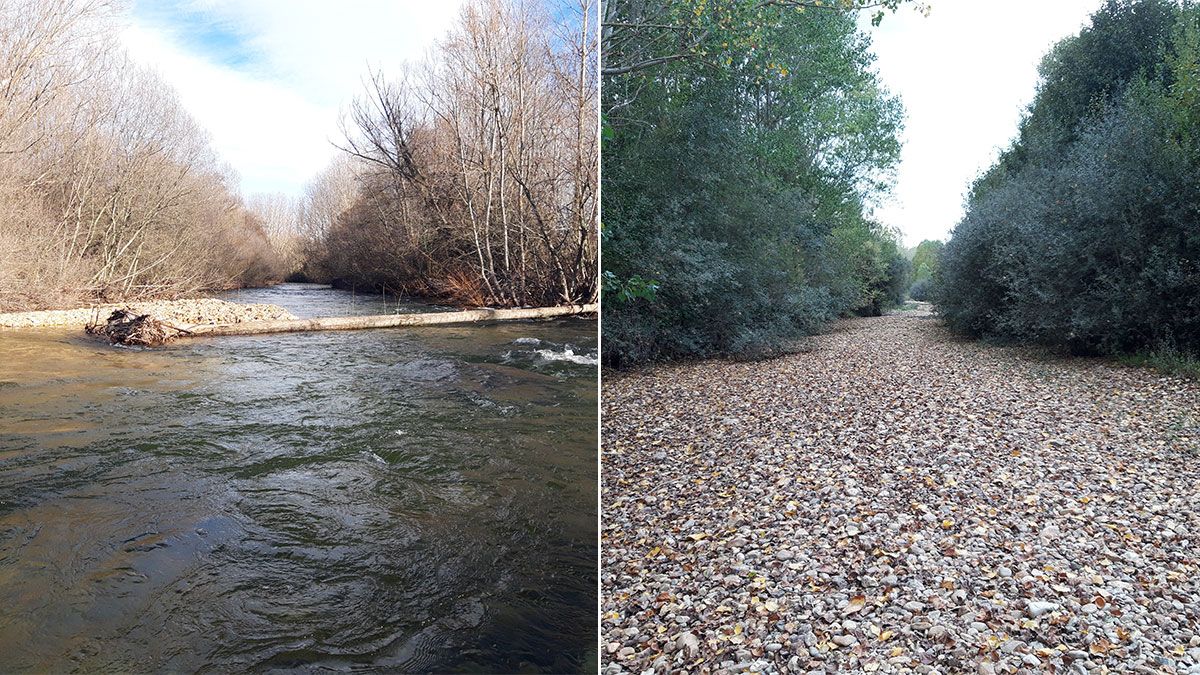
[
  {"x1": 0, "y1": 298, "x2": 295, "y2": 329},
  {"x1": 602, "y1": 313, "x2": 1200, "y2": 675}
]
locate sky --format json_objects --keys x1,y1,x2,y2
[
  {"x1": 120, "y1": 0, "x2": 1106, "y2": 244},
  {"x1": 865, "y1": 0, "x2": 1106, "y2": 247},
  {"x1": 120, "y1": 0, "x2": 465, "y2": 199}
]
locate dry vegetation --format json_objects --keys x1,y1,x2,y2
[
  {"x1": 0, "y1": 0, "x2": 291, "y2": 312},
  {"x1": 297, "y1": 0, "x2": 599, "y2": 307},
  {"x1": 0, "y1": 0, "x2": 596, "y2": 313},
  {"x1": 602, "y1": 313, "x2": 1200, "y2": 674}
]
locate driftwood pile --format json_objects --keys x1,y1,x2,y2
[{"x1": 86, "y1": 309, "x2": 191, "y2": 346}]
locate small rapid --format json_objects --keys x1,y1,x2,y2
[{"x1": 0, "y1": 284, "x2": 597, "y2": 672}]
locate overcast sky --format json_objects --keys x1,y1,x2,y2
[
  {"x1": 866, "y1": 0, "x2": 1105, "y2": 246},
  {"x1": 120, "y1": 0, "x2": 465, "y2": 199}
]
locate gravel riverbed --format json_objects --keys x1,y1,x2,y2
[
  {"x1": 602, "y1": 312, "x2": 1200, "y2": 675},
  {"x1": 0, "y1": 298, "x2": 295, "y2": 329}
]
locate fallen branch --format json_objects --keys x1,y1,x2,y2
[{"x1": 88, "y1": 303, "x2": 597, "y2": 346}]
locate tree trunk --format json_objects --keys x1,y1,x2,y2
[{"x1": 175, "y1": 303, "x2": 596, "y2": 339}]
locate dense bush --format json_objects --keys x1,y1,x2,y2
[
  {"x1": 908, "y1": 277, "x2": 932, "y2": 302},
  {"x1": 602, "y1": 5, "x2": 908, "y2": 365},
  {"x1": 937, "y1": 0, "x2": 1200, "y2": 356},
  {"x1": 0, "y1": 0, "x2": 288, "y2": 312}
]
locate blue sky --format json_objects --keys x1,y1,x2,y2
[
  {"x1": 132, "y1": 0, "x2": 259, "y2": 68},
  {"x1": 120, "y1": 0, "x2": 465, "y2": 198}
]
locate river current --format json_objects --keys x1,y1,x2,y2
[{"x1": 0, "y1": 283, "x2": 597, "y2": 672}]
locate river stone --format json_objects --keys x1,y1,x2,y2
[
  {"x1": 677, "y1": 632, "x2": 701, "y2": 659},
  {"x1": 1027, "y1": 601, "x2": 1060, "y2": 618}
]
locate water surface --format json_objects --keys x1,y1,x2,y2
[{"x1": 0, "y1": 284, "x2": 597, "y2": 672}]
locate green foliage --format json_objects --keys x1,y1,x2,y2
[
  {"x1": 908, "y1": 277, "x2": 932, "y2": 301},
  {"x1": 602, "y1": 0, "x2": 927, "y2": 80},
  {"x1": 601, "y1": 271, "x2": 659, "y2": 304},
  {"x1": 938, "y1": 0, "x2": 1200, "y2": 358},
  {"x1": 907, "y1": 238, "x2": 942, "y2": 300},
  {"x1": 602, "y1": 5, "x2": 907, "y2": 366},
  {"x1": 910, "y1": 239, "x2": 943, "y2": 283},
  {"x1": 1117, "y1": 348, "x2": 1200, "y2": 379}
]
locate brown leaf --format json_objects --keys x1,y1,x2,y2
[{"x1": 842, "y1": 595, "x2": 866, "y2": 615}]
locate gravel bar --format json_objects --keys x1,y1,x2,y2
[
  {"x1": 602, "y1": 313, "x2": 1200, "y2": 675},
  {"x1": 0, "y1": 298, "x2": 296, "y2": 329}
]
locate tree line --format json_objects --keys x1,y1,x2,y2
[
  {"x1": 936, "y1": 0, "x2": 1200, "y2": 359},
  {"x1": 601, "y1": 0, "x2": 917, "y2": 366},
  {"x1": 0, "y1": 0, "x2": 289, "y2": 312},
  {"x1": 0, "y1": 0, "x2": 597, "y2": 313},
  {"x1": 293, "y1": 0, "x2": 598, "y2": 308}
]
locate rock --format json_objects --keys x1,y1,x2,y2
[
  {"x1": 1026, "y1": 601, "x2": 1060, "y2": 618},
  {"x1": 1001, "y1": 639, "x2": 1026, "y2": 654},
  {"x1": 677, "y1": 632, "x2": 701, "y2": 659},
  {"x1": 832, "y1": 635, "x2": 857, "y2": 647},
  {"x1": 776, "y1": 549, "x2": 795, "y2": 561}
]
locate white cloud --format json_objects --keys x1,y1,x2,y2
[
  {"x1": 119, "y1": 1, "x2": 465, "y2": 198},
  {"x1": 865, "y1": 0, "x2": 1105, "y2": 246}
]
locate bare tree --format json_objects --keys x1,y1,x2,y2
[
  {"x1": 0, "y1": 0, "x2": 286, "y2": 310},
  {"x1": 317, "y1": 0, "x2": 598, "y2": 307}
]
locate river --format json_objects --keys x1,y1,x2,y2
[{"x1": 0, "y1": 283, "x2": 597, "y2": 672}]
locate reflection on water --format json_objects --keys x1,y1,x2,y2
[{"x1": 0, "y1": 284, "x2": 597, "y2": 672}]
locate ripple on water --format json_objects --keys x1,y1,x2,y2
[{"x1": 0, "y1": 284, "x2": 596, "y2": 672}]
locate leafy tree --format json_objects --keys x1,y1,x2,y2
[
  {"x1": 601, "y1": 0, "x2": 928, "y2": 78},
  {"x1": 938, "y1": 0, "x2": 1200, "y2": 357},
  {"x1": 602, "y1": 4, "x2": 908, "y2": 365},
  {"x1": 910, "y1": 239, "x2": 943, "y2": 283},
  {"x1": 906, "y1": 238, "x2": 941, "y2": 300}
]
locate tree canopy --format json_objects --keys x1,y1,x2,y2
[
  {"x1": 937, "y1": 0, "x2": 1200, "y2": 357},
  {"x1": 602, "y1": 1, "x2": 910, "y2": 365}
]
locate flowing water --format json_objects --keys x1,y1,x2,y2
[{"x1": 0, "y1": 284, "x2": 597, "y2": 673}]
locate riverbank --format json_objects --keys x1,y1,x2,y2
[
  {"x1": 0, "y1": 298, "x2": 296, "y2": 329},
  {"x1": 602, "y1": 312, "x2": 1200, "y2": 674}
]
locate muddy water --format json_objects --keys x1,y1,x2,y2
[{"x1": 0, "y1": 284, "x2": 597, "y2": 672}]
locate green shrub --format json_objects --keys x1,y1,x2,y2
[{"x1": 937, "y1": 0, "x2": 1200, "y2": 358}]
